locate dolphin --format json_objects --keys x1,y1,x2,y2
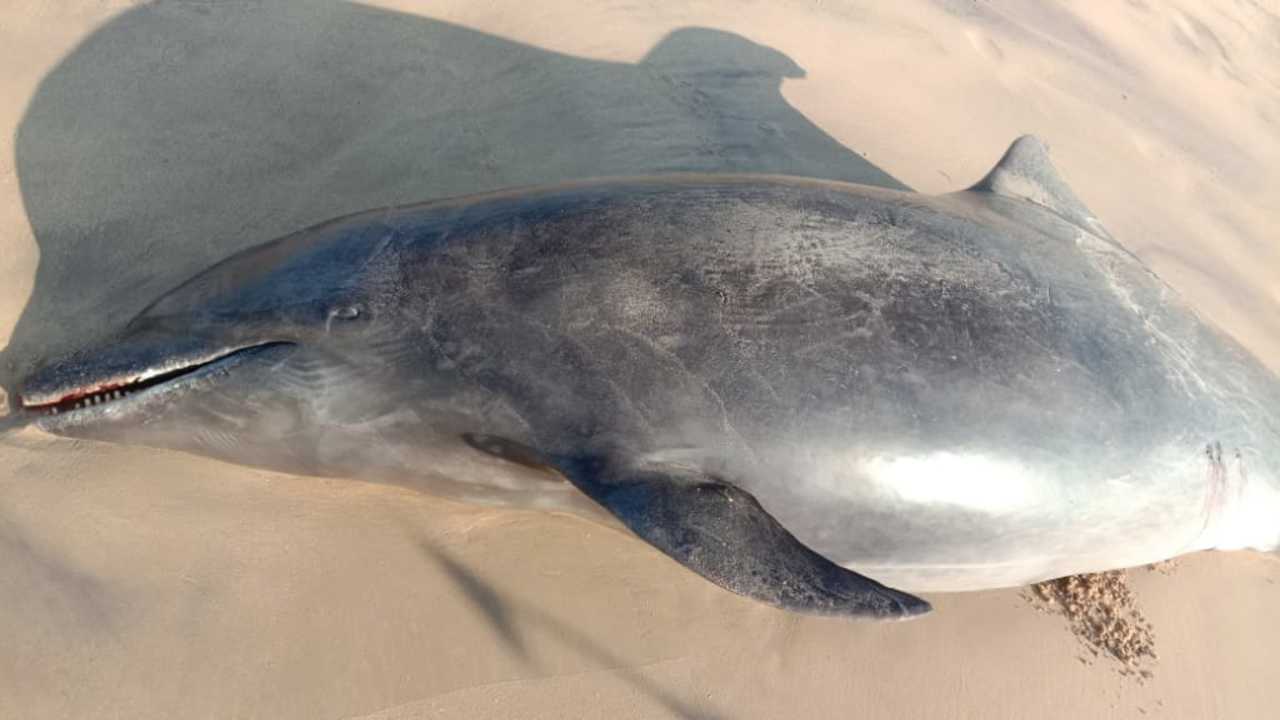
[{"x1": 8, "y1": 136, "x2": 1280, "y2": 619}]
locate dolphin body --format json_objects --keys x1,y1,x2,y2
[{"x1": 10, "y1": 136, "x2": 1280, "y2": 618}]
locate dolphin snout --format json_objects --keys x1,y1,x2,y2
[
  {"x1": 17, "y1": 331, "x2": 296, "y2": 422},
  {"x1": 19, "y1": 334, "x2": 215, "y2": 409}
]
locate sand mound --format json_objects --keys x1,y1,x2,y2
[{"x1": 1025, "y1": 571, "x2": 1157, "y2": 681}]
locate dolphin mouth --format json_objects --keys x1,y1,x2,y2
[{"x1": 17, "y1": 341, "x2": 296, "y2": 420}]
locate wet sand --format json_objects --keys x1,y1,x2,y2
[{"x1": 2, "y1": 2, "x2": 1278, "y2": 718}]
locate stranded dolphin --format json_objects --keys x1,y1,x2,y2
[{"x1": 9, "y1": 136, "x2": 1280, "y2": 619}]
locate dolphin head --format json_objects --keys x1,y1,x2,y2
[{"x1": 11, "y1": 211, "x2": 433, "y2": 475}]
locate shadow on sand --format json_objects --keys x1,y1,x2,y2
[
  {"x1": 3, "y1": 0, "x2": 905, "y2": 396},
  {"x1": 420, "y1": 541, "x2": 725, "y2": 720}
]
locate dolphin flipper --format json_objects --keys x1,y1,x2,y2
[{"x1": 557, "y1": 454, "x2": 932, "y2": 619}]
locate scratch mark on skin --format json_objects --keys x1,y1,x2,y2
[
  {"x1": 1233, "y1": 446, "x2": 1250, "y2": 512},
  {"x1": 1078, "y1": 235, "x2": 1212, "y2": 398},
  {"x1": 356, "y1": 231, "x2": 397, "y2": 273},
  {"x1": 740, "y1": 366, "x2": 785, "y2": 408},
  {"x1": 605, "y1": 325, "x2": 757, "y2": 462},
  {"x1": 533, "y1": 323, "x2": 658, "y2": 441},
  {"x1": 748, "y1": 291, "x2": 828, "y2": 324},
  {"x1": 1198, "y1": 441, "x2": 1227, "y2": 544},
  {"x1": 444, "y1": 305, "x2": 659, "y2": 446},
  {"x1": 791, "y1": 329, "x2": 878, "y2": 362}
]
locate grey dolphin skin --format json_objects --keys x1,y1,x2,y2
[{"x1": 10, "y1": 136, "x2": 1280, "y2": 619}]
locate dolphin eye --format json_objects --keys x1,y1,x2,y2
[{"x1": 324, "y1": 304, "x2": 366, "y2": 333}]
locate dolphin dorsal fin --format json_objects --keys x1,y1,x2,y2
[{"x1": 966, "y1": 135, "x2": 1111, "y2": 239}]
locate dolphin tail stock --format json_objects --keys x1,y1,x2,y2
[{"x1": 547, "y1": 448, "x2": 932, "y2": 620}]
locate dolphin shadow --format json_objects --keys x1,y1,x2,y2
[
  {"x1": 3, "y1": 0, "x2": 906, "y2": 398},
  {"x1": 419, "y1": 541, "x2": 724, "y2": 720}
]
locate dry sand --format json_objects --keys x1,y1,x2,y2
[{"x1": 2, "y1": 1, "x2": 1278, "y2": 718}]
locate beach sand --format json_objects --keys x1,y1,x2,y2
[{"x1": 1, "y1": 1, "x2": 1277, "y2": 717}]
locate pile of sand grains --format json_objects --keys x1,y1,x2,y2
[{"x1": 1025, "y1": 571, "x2": 1158, "y2": 681}]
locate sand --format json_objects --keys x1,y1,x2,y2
[
  {"x1": 1, "y1": 1, "x2": 1278, "y2": 718},
  {"x1": 1026, "y1": 571, "x2": 1158, "y2": 679}
]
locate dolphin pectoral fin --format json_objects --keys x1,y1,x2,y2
[{"x1": 556, "y1": 455, "x2": 932, "y2": 620}]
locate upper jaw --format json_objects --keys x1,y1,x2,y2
[
  {"x1": 21, "y1": 333, "x2": 227, "y2": 408},
  {"x1": 16, "y1": 334, "x2": 295, "y2": 427}
]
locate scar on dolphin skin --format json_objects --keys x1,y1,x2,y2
[{"x1": 1200, "y1": 441, "x2": 1227, "y2": 540}]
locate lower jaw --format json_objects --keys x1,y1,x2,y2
[{"x1": 29, "y1": 394, "x2": 163, "y2": 435}]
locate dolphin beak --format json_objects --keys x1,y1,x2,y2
[{"x1": 15, "y1": 334, "x2": 295, "y2": 425}]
